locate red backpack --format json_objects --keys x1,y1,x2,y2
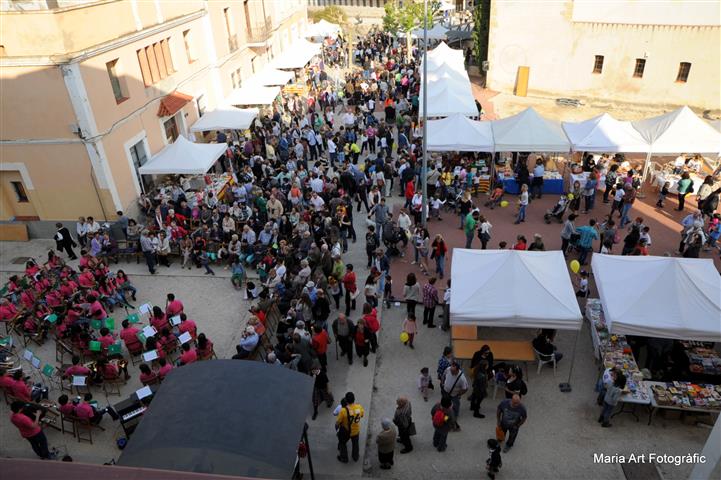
[{"x1": 432, "y1": 406, "x2": 446, "y2": 428}]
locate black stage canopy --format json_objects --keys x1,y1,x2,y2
[{"x1": 118, "y1": 360, "x2": 313, "y2": 479}]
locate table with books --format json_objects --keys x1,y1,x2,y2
[{"x1": 646, "y1": 381, "x2": 721, "y2": 425}]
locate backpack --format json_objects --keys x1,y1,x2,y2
[{"x1": 432, "y1": 406, "x2": 446, "y2": 428}]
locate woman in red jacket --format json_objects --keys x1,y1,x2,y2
[
  {"x1": 430, "y1": 234, "x2": 448, "y2": 279},
  {"x1": 342, "y1": 264, "x2": 357, "y2": 317}
]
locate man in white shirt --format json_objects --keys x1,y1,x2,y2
[
  {"x1": 343, "y1": 112, "x2": 355, "y2": 129},
  {"x1": 310, "y1": 192, "x2": 325, "y2": 212},
  {"x1": 327, "y1": 137, "x2": 337, "y2": 166},
  {"x1": 309, "y1": 174, "x2": 324, "y2": 194}
]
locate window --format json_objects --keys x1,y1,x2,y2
[
  {"x1": 11, "y1": 181, "x2": 29, "y2": 203},
  {"x1": 164, "y1": 116, "x2": 179, "y2": 143},
  {"x1": 105, "y1": 59, "x2": 128, "y2": 103},
  {"x1": 231, "y1": 68, "x2": 242, "y2": 89},
  {"x1": 129, "y1": 140, "x2": 153, "y2": 192},
  {"x1": 224, "y1": 7, "x2": 238, "y2": 52},
  {"x1": 592, "y1": 55, "x2": 604, "y2": 74},
  {"x1": 196, "y1": 94, "x2": 206, "y2": 117},
  {"x1": 633, "y1": 58, "x2": 646, "y2": 78},
  {"x1": 136, "y1": 38, "x2": 175, "y2": 87},
  {"x1": 676, "y1": 62, "x2": 691, "y2": 83},
  {"x1": 183, "y1": 29, "x2": 196, "y2": 63}
]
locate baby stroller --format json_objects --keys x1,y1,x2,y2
[
  {"x1": 544, "y1": 195, "x2": 570, "y2": 224},
  {"x1": 484, "y1": 185, "x2": 505, "y2": 209}
]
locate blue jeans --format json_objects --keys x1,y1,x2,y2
[
  {"x1": 584, "y1": 193, "x2": 595, "y2": 211},
  {"x1": 516, "y1": 204, "x2": 526, "y2": 223},
  {"x1": 578, "y1": 245, "x2": 591, "y2": 265},
  {"x1": 435, "y1": 254, "x2": 445, "y2": 278},
  {"x1": 619, "y1": 203, "x2": 633, "y2": 227},
  {"x1": 601, "y1": 401, "x2": 615, "y2": 424},
  {"x1": 465, "y1": 231, "x2": 474, "y2": 249}
]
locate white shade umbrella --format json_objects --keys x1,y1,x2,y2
[
  {"x1": 138, "y1": 136, "x2": 226, "y2": 175},
  {"x1": 246, "y1": 67, "x2": 294, "y2": 87},
  {"x1": 427, "y1": 114, "x2": 494, "y2": 152},
  {"x1": 491, "y1": 107, "x2": 571, "y2": 152},
  {"x1": 562, "y1": 113, "x2": 650, "y2": 153},
  {"x1": 225, "y1": 85, "x2": 280, "y2": 106}
]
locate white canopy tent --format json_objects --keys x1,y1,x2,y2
[
  {"x1": 427, "y1": 114, "x2": 493, "y2": 152},
  {"x1": 225, "y1": 84, "x2": 280, "y2": 106},
  {"x1": 305, "y1": 19, "x2": 340, "y2": 38},
  {"x1": 246, "y1": 67, "x2": 294, "y2": 87},
  {"x1": 426, "y1": 67, "x2": 471, "y2": 88},
  {"x1": 189, "y1": 107, "x2": 258, "y2": 133},
  {"x1": 592, "y1": 254, "x2": 721, "y2": 342},
  {"x1": 562, "y1": 113, "x2": 650, "y2": 153},
  {"x1": 450, "y1": 249, "x2": 583, "y2": 330},
  {"x1": 419, "y1": 84, "x2": 478, "y2": 118},
  {"x1": 411, "y1": 23, "x2": 448, "y2": 40},
  {"x1": 273, "y1": 39, "x2": 321, "y2": 69},
  {"x1": 138, "y1": 136, "x2": 227, "y2": 175},
  {"x1": 710, "y1": 119, "x2": 721, "y2": 133},
  {"x1": 632, "y1": 106, "x2": 721, "y2": 155},
  {"x1": 491, "y1": 107, "x2": 571, "y2": 152}
]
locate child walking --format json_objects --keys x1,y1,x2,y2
[
  {"x1": 383, "y1": 274, "x2": 393, "y2": 308},
  {"x1": 200, "y1": 249, "x2": 215, "y2": 276},
  {"x1": 401, "y1": 314, "x2": 417, "y2": 349},
  {"x1": 575, "y1": 270, "x2": 589, "y2": 298},
  {"x1": 486, "y1": 439, "x2": 502, "y2": 479},
  {"x1": 418, "y1": 367, "x2": 433, "y2": 401}
]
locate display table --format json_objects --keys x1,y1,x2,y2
[
  {"x1": 652, "y1": 171, "x2": 704, "y2": 194},
  {"x1": 453, "y1": 339, "x2": 535, "y2": 379},
  {"x1": 682, "y1": 341, "x2": 721, "y2": 378},
  {"x1": 646, "y1": 381, "x2": 721, "y2": 425},
  {"x1": 502, "y1": 177, "x2": 564, "y2": 195}
]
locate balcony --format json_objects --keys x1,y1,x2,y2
[{"x1": 244, "y1": 18, "x2": 273, "y2": 46}]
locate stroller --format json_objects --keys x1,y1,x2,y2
[
  {"x1": 484, "y1": 185, "x2": 505, "y2": 209},
  {"x1": 544, "y1": 195, "x2": 570, "y2": 223}
]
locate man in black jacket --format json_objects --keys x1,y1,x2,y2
[{"x1": 54, "y1": 222, "x2": 77, "y2": 260}]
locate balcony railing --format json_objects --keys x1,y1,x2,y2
[{"x1": 244, "y1": 18, "x2": 273, "y2": 44}]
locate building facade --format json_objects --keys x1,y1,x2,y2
[
  {"x1": 0, "y1": 0, "x2": 306, "y2": 230},
  {"x1": 486, "y1": 0, "x2": 720, "y2": 112}
]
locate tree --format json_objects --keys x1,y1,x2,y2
[
  {"x1": 309, "y1": 5, "x2": 347, "y2": 25},
  {"x1": 471, "y1": 0, "x2": 491, "y2": 69},
  {"x1": 383, "y1": 1, "x2": 440, "y2": 61}
]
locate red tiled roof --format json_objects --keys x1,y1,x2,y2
[{"x1": 157, "y1": 91, "x2": 193, "y2": 117}]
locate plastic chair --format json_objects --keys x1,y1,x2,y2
[{"x1": 534, "y1": 348, "x2": 557, "y2": 375}]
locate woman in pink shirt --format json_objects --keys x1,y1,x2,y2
[
  {"x1": 9, "y1": 371, "x2": 32, "y2": 402},
  {"x1": 165, "y1": 293, "x2": 184, "y2": 317},
  {"x1": 120, "y1": 319, "x2": 142, "y2": 353},
  {"x1": 86, "y1": 294, "x2": 107, "y2": 320},
  {"x1": 64, "y1": 355, "x2": 91, "y2": 378},
  {"x1": 179, "y1": 343, "x2": 197, "y2": 365},
  {"x1": 157, "y1": 358, "x2": 173, "y2": 380},
  {"x1": 177, "y1": 313, "x2": 197, "y2": 339},
  {"x1": 150, "y1": 306, "x2": 169, "y2": 333},
  {"x1": 139, "y1": 363, "x2": 158, "y2": 385},
  {"x1": 97, "y1": 327, "x2": 116, "y2": 350}
]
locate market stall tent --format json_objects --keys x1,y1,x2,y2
[
  {"x1": 632, "y1": 106, "x2": 721, "y2": 154},
  {"x1": 709, "y1": 119, "x2": 721, "y2": 133},
  {"x1": 591, "y1": 254, "x2": 721, "y2": 342},
  {"x1": 562, "y1": 113, "x2": 650, "y2": 153},
  {"x1": 189, "y1": 107, "x2": 258, "y2": 133},
  {"x1": 273, "y1": 39, "x2": 321, "y2": 69},
  {"x1": 450, "y1": 249, "x2": 582, "y2": 330},
  {"x1": 138, "y1": 136, "x2": 227, "y2": 175},
  {"x1": 427, "y1": 114, "x2": 494, "y2": 152},
  {"x1": 426, "y1": 41, "x2": 464, "y2": 65},
  {"x1": 225, "y1": 84, "x2": 280, "y2": 106},
  {"x1": 491, "y1": 107, "x2": 571, "y2": 152},
  {"x1": 246, "y1": 67, "x2": 294, "y2": 86},
  {"x1": 305, "y1": 19, "x2": 341, "y2": 38},
  {"x1": 419, "y1": 83, "x2": 478, "y2": 118}
]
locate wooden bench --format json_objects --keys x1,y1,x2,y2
[{"x1": 453, "y1": 339, "x2": 536, "y2": 380}]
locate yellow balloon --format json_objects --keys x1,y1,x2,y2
[
  {"x1": 500, "y1": 200, "x2": 509, "y2": 208},
  {"x1": 567, "y1": 193, "x2": 574, "y2": 200},
  {"x1": 570, "y1": 260, "x2": 580, "y2": 274},
  {"x1": 400, "y1": 332, "x2": 409, "y2": 343}
]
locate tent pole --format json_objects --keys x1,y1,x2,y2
[
  {"x1": 641, "y1": 150, "x2": 652, "y2": 183},
  {"x1": 559, "y1": 325, "x2": 583, "y2": 393},
  {"x1": 304, "y1": 423, "x2": 315, "y2": 480}
]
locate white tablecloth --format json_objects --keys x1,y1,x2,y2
[{"x1": 653, "y1": 172, "x2": 704, "y2": 194}]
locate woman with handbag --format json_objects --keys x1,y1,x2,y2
[
  {"x1": 478, "y1": 216, "x2": 492, "y2": 250},
  {"x1": 393, "y1": 396, "x2": 414, "y2": 453}
]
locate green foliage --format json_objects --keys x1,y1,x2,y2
[
  {"x1": 383, "y1": 0, "x2": 439, "y2": 34},
  {"x1": 383, "y1": 2, "x2": 400, "y2": 34},
  {"x1": 471, "y1": 0, "x2": 491, "y2": 67},
  {"x1": 309, "y1": 5, "x2": 347, "y2": 25}
]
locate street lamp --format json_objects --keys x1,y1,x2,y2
[{"x1": 421, "y1": 0, "x2": 428, "y2": 227}]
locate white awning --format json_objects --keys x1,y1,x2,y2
[
  {"x1": 450, "y1": 250, "x2": 582, "y2": 330},
  {"x1": 225, "y1": 84, "x2": 280, "y2": 106},
  {"x1": 427, "y1": 114, "x2": 494, "y2": 152},
  {"x1": 419, "y1": 83, "x2": 478, "y2": 118},
  {"x1": 138, "y1": 136, "x2": 227, "y2": 175},
  {"x1": 592, "y1": 254, "x2": 721, "y2": 342},
  {"x1": 632, "y1": 106, "x2": 721, "y2": 155},
  {"x1": 305, "y1": 19, "x2": 340, "y2": 38},
  {"x1": 273, "y1": 39, "x2": 321, "y2": 69},
  {"x1": 247, "y1": 67, "x2": 294, "y2": 86},
  {"x1": 562, "y1": 113, "x2": 650, "y2": 153},
  {"x1": 491, "y1": 107, "x2": 571, "y2": 152},
  {"x1": 189, "y1": 107, "x2": 258, "y2": 132}
]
